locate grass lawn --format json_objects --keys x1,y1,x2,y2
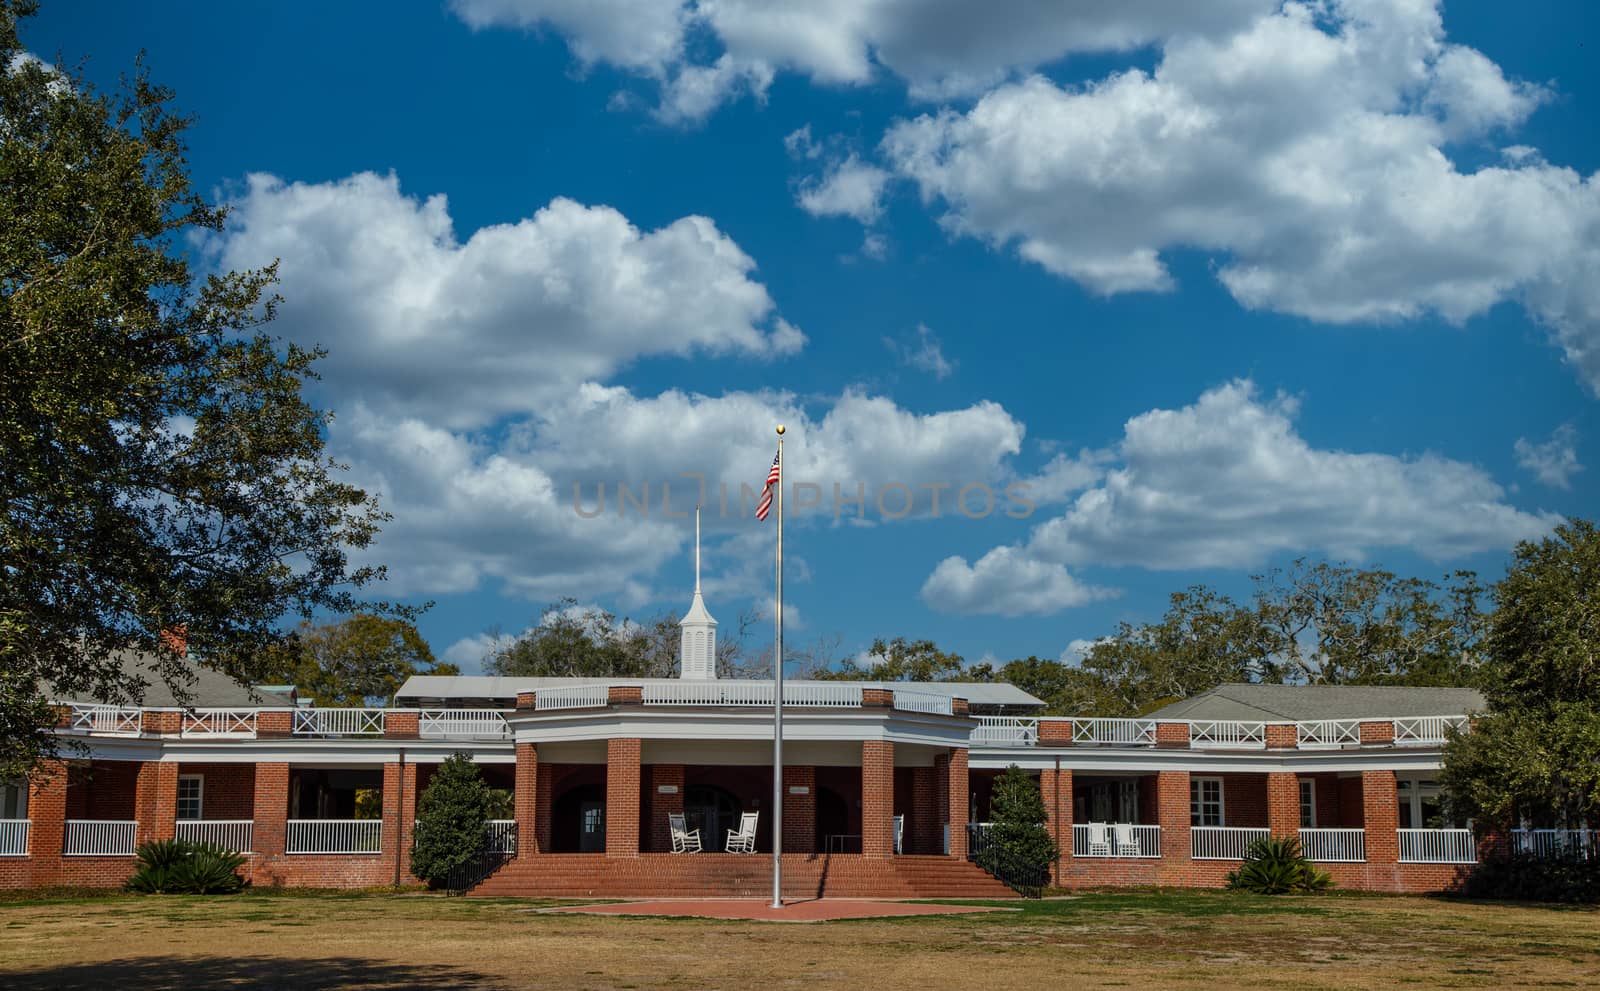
[{"x1": 0, "y1": 888, "x2": 1596, "y2": 990}]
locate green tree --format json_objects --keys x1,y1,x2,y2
[
  {"x1": 821, "y1": 636, "x2": 987, "y2": 682},
  {"x1": 264, "y1": 614, "x2": 456, "y2": 706},
  {"x1": 1443, "y1": 519, "x2": 1600, "y2": 831},
  {"x1": 410, "y1": 754, "x2": 497, "y2": 888},
  {"x1": 975, "y1": 765, "x2": 1058, "y2": 891},
  {"x1": 486, "y1": 600, "x2": 674, "y2": 678},
  {"x1": 0, "y1": 3, "x2": 400, "y2": 780}
]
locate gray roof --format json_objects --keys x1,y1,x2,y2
[
  {"x1": 394, "y1": 675, "x2": 1043, "y2": 709},
  {"x1": 50, "y1": 652, "x2": 296, "y2": 709},
  {"x1": 1147, "y1": 683, "x2": 1485, "y2": 722}
]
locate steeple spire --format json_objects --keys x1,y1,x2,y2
[{"x1": 678, "y1": 506, "x2": 718, "y2": 679}]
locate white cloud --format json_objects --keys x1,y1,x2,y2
[
  {"x1": 923, "y1": 379, "x2": 1559, "y2": 615},
  {"x1": 882, "y1": 1, "x2": 1600, "y2": 393},
  {"x1": 1514, "y1": 424, "x2": 1583, "y2": 490},
  {"x1": 1060, "y1": 637, "x2": 1109, "y2": 665},
  {"x1": 442, "y1": 630, "x2": 521, "y2": 674},
  {"x1": 884, "y1": 323, "x2": 953, "y2": 379},
  {"x1": 797, "y1": 153, "x2": 891, "y2": 224}
]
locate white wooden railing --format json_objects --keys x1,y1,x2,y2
[
  {"x1": 1072, "y1": 823, "x2": 1161, "y2": 858},
  {"x1": 639, "y1": 682, "x2": 865, "y2": 707},
  {"x1": 286, "y1": 819, "x2": 382, "y2": 854},
  {"x1": 1397, "y1": 828, "x2": 1476, "y2": 863},
  {"x1": 67, "y1": 703, "x2": 142, "y2": 735},
  {"x1": 0, "y1": 820, "x2": 29, "y2": 856},
  {"x1": 175, "y1": 820, "x2": 254, "y2": 852},
  {"x1": 1512, "y1": 829, "x2": 1597, "y2": 860},
  {"x1": 1392, "y1": 716, "x2": 1469, "y2": 746},
  {"x1": 1071, "y1": 717, "x2": 1157, "y2": 745},
  {"x1": 487, "y1": 820, "x2": 518, "y2": 854},
  {"x1": 535, "y1": 685, "x2": 612, "y2": 710},
  {"x1": 1191, "y1": 826, "x2": 1269, "y2": 859},
  {"x1": 1296, "y1": 719, "x2": 1361, "y2": 748},
  {"x1": 1299, "y1": 828, "x2": 1366, "y2": 862},
  {"x1": 292, "y1": 708, "x2": 386, "y2": 736},
  {"x1": 418, "y1": 709, "x2": 511, "y2": 738},
  {"x1": 63, "y1": 820, "x2": 138, "y2": 856},
  {"x1": 893, "y1": 689, "x2": 953, "y2": 715},
  {"x1": 181, "y1": 709, "x2": 258, "y2": 737},
  {"x1": 1188, "y1": 721, "x2": 1267, "y2": 749},
  {"x1": 970, "y1": 716, "x2": 1039, "y2": 746}
]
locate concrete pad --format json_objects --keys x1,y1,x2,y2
[{"x1": 541, "y1": 898, "x2": 1016, "y2": 922}]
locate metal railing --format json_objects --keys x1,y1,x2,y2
[
  {"x1": 1393, "y1": 716, "x2": 1469, "y2": 746},
  {"x1": 1512, "y1": 829, "x2": 1597, "y2": 860},
  {"x1": 292, "y1": 708, "x2": 386, "y2": 736},
  {"x1": 1296, "y1": 719, "x2": 1361, "y2": 748},
  {"x1": 893, "y1": 689, "x2": 953, "y2": 715},
  {"x1": 63, "y1": 820, "x2": 138, "y2": 856},
  {"x1": 1397, "y1": 828, "x2": 1476, "y2": 863},
  {"x1": 536, "y1": 685, "x2": 613, "y2": 710},
  {"x1": 486, "y1": 820, "x2": 518, "y2": 854},
  {"x1": 181, "y1": 709, "x2": 258, "y2": 737},
  {"x1": 1072, "y1": 823, "x2": 1161, "y2": 858},
  {"x1": 970, "y1": 716, "x2": 1039, "y2": 746},
  {"x1": 1188, "y1": 721, "x2": 1266, "y2": 749},
  {"x1": 1071, "y1": 718, "x2": 1157, "y2": 746},
  {"x1": 67, "y1": 703, "x2": 142, "y2": 735},
  {"x1": 639, "y1": 681, "x2": 866, "y2": 707},
  {"x1": 1191, "y1": 826, "x2": 1269, "y2": 859},
  {"x1": 1299, "y1": 827, "x2": 1366, "y2": 862},
  {"x1": 286, "y1": 819, "x2": 382, "y2": 854},
  {"x1": 418, "y1": 709, "x2": 511, "y2": 738},
  {"x1": 0, "y1": 819, "x2": 29, "y2": 856},
  {"x1": 175, "y1": 820, "x2": 254, "y2": 852}
]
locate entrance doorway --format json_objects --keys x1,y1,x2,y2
[{"x1": 685, "y1": 785, "x2": 740, "y2": 852}]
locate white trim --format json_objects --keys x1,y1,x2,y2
[
  {"x1": 1299, "y1": 778, "x2": 1316, "y2": 828},
  {"x1": 177, "y1": 773, "x2": 204, "y2": 820},
  {"x1": 1191, "y1": 776, "x2": 1224, "y2": 827}
]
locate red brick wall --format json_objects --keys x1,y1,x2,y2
[
  {"x1": 252, "y1": 763, "x2": 289, "y2": 860},
  {"x1": 515, "y1": 742, "x2": 539, "y2": 857},
  {"x1": 909, "y1": 765, "x2": 939, "y2": 856},
  {"x1": 606, "y1": 738, "x2": 641, "y2": 856},
  {"x1": 1039, "y1": 719, "x2": 1072, "y2": 745},
  {"x1": 67, "y1": 760, "x2": 139, "y2": 820},
  {"x1": 1265, "y1": 724, "x2": 1297, "y2": 749},
  {"x1": 135, "y1": 761, "x2": 179, "y2": 842},
  {"x1": 861, "y1": 741, "x2": 894, "y2": 857},
  {"x1": 946, "y1": 747, "x2": 969, "y2": 859},
  {"x1": 177, "y1": 763, "x2": 256, "y2": 820},
  {"x1": 1221, "y1": 773, "x2": 1268, "y2": 828},
  {"x1": 1157, "y1": 771, "x2": 1190, "y2": 862},
  {"x1": 257, "y1": 711, "x2": 293, "y2": 736},
  {"x1": 1156, "y1": 722, "x2": 1190, "y2": 747},
  {"x1": 1363, "y1": 770, "x2": 1399, "y2": 865},
  {"x1": 783, "y1": 765, "x2": 816, "y2": 854},
  {"x1": 608, "y1": 686, "x2": 642, "y2": 705},
  {"x1": 645, "y1": 764, "x2": 685, "y2": 853},
  {"x1": 1041, "y1": 766, "x2": 1072, "y2": 884},
  {"x1": 862, "y1": 689, "x2": 892, "y2": 707},
  {"x1": 385, "y1": 712, "x2": 419, "y2": 739},
  {"x1": 1267, "y1": 772, "x2": 1299, "y2": 838},
  {"x1": 1360, "y1": 720, "x2": 1395, "y2": 744},
  {"x1": 141, "y1": 711, "x2": 181, "y2": 734}
]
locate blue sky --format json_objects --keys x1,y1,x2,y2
[{"x1": 25, "y1": 1, "x2": 1598, "y2": 672}]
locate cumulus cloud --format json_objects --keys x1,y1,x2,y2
[
  {"x1": 922, "y1": 380, "x2": 1559, "y2": 615},
  {"x1": 1514, "y1": 424, "x2": 1583, "y2": 489},
  {"x1": 797, "y1": 153, "x2": 891, "y2": 224},
  {"x1": 882, "y1": 1, "x2": 1600, "y2": 393},
  {"x1": 883, "y1": 324, "x2": 953, "y2": 379}
]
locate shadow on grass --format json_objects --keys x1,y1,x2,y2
[{"x1": 2, "y1": 954, "x2": 509, "y2": 990}]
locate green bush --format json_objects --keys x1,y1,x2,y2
[
  {"x1": 1227, "y1": 836, "x2": 1332, "y2": 894},
  {"x1": 411, "y1": 752, "x2": 498, "y2": 888},
  {"x1": 126, "y1": 839, "x2": 246, "y2": 894},
  {"x1": 1459, "y1": 852, "x2": 1600, "y2": 903},
  {"x1": 974, "y1": 765, "x2": 1058, "y2": 894}
]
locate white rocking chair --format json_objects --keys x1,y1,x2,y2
[
  {"x1": 1086, "y1": 821, "x2": 1112, "y2": 857},
  {"x1": 669, "y1": 812, "x2": 702, "y2": 854},
  {"x1": 725, "y1": 811, "x2": 758, "y2": 854},
  {"x1": 1112, "y1": 822, "x2": 1140, "y2": 857},
  {"x1": 893, "y1": 814, "x2": 905, "y2": 854}
]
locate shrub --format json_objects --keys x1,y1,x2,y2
[
  {"x1": 1227, "y1": 836, "x2": 1333, "y2": 894},
  {"x1": 411, "y1": 752, "x2": 497, "y2": 888},
  {"x1": 126, "y1": 839, "x2": 246, "y2": 894},
  {"x1": 974, "y1": 765, "x2": 1058, "y2": 895},
  {"x1": 1459, "y1": 852, "x2": 1600, "y2": 903}
]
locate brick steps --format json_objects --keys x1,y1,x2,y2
[{"x1": 470, "y1": 853, "x2": 1015, "y2": 899}]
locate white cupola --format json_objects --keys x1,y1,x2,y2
[{"x1": 679, "y1": 507, "x2": 718, "y2": 679}]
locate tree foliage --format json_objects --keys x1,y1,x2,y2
[
  {"x1": 974, "y1": 765, "x2": 1058, "y2": 893},
  {"x1": 1226, "y1": 836, "x2": 1332, "y2": 895},
  {"x1": 410, "y1": 753, "x2": 497, "y2": 888},
  {"x1": 263, "y1": 614, "x2": 455, "y2": 706},
  {"x1": 1, "y1": 2, "x2": 402, "y2": 779},
  {"x1": 485, "y1": 600, "x2": 677, "y2": 678}
]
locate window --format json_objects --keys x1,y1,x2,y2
[
  {"x1": 177, "y1": 775, "x2": 203, "y2": 821},
  {"x1": 1, "y1": 781, "x2": 26, "y2": 820},
  {"x1": 1190, "y1": 777, "x2": 1224, "y2": 827},
  {"x1": 1299, "y1": 780, "x2": 1316, "y2": 828}
]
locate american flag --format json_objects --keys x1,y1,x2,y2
[{"x1": 755, "y1": 449, "x2": 781, "y2": 521}]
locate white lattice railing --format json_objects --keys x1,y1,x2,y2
[
  {"x1": 970, "y1": 716, "x2": 1039, "y2": 746},
  {"x1": 181, "y1": 709, "x2": 258, "y2": 736},
  {"x1": 0, "y1": 820, "x2": 29, "y2": 856},
  {"x1": 639, "y1": 682, "x2": 865, "y2": 707},
  {"x1": 893, "y1": 689, "x2": 953, "y2": 715},
  {"x1": 1299, "y1": 828, "x2": 1366, "y2": 862},
  {"x1": 487, "y1": 820, "x2": 518, "y2": 854},
  {"x1": 1073, "y1": 823, "x2": 1161, "y2": 858},
  {"x1": 67, "y1": 703, "x2": 142, "y2": 735},
  {"x1": 1513, "y1": 829, "x2": 1598, "y2": 860},
  {"x1": 1072, "y1": 718, "x2": 1157, "y2": 746},
  {"x1": 1188, "y1": 721, "x2": 1267, "y2": 749},
  {"x1": 1296, "y1": 719, "x2": 1362, "y2": 748},
  {"x1": 1398, "y1": 828, "x2": 1476, "y2": 863},
  {"x1": 418, "y1": 709, "x2": 511, "y2": 738},
  {"x1": 536, "y1": 685, "x2": 613, "y2": 710},
  {"x1": 63, "y1": 820, "x2": 138, "y2": 856},
  {"x1": 286, "y1": 819, "x2": 382, "y2": 854},
  {"x1": 292, "y1": 708, "x2": 386, "y2": 736},
  {"x1": 1191, "y1": 826, "x2": 1269, "y2": 860},
  {"x1": 175, "y1": 820, "x2": 254, "y2": 852},
  {"x1": 1392, "y1": 716, "x2": 1469, "y2": 746}
]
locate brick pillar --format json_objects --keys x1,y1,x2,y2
[
  {"x1": 1042, "y1": 765, "x2": 1072, "y2": 882},
  {"x1": 1157, "y1": 771, "x2": 1191, "y2": 863},
  {"x1": 1362, "y1": 769, "x2": 1399, "y2": 865},
  {"x1": 783, "y1": 765, "x2": 816, "y2": 854},
  {"x1": 648, "y1": 764, "x2": 685, "y2": 853},
  {"x1": 934, "y1": 752, "x2": 951, "y2": 855},
  {"x1": 862, "y1": 741, "x2": 895, "y2": 857},
  {"x1": 384, "y1": 761, "x2": 417, "y2": 883},
  {"x1": 26, "y1": 759, "x2": 68, "y2": 885},
  {"x1": 946, "y1": 747, "x2": 969, "y2": 859},
  {"x1": 514, "y1": 742, "x2": 539, "y2": 858},
  {"x1": 1267, "y1": 772, "x2": 1300, "y2": 839},
  {"x1": 909, "y1": 766, "x2": 938, "y2": 855},
  {"x1": 252, "y1": 762, "x2": 289, "y2": 882},
  {"x1": 135, "y1": 761, "x2": 179, "y2": 843},
  {"x1": 606, "y1": 738, "x2": 641, "y2": 857}
]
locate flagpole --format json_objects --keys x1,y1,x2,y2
[{"x1": 771, "y1": 424, "x2": 785, "y2": 909}]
